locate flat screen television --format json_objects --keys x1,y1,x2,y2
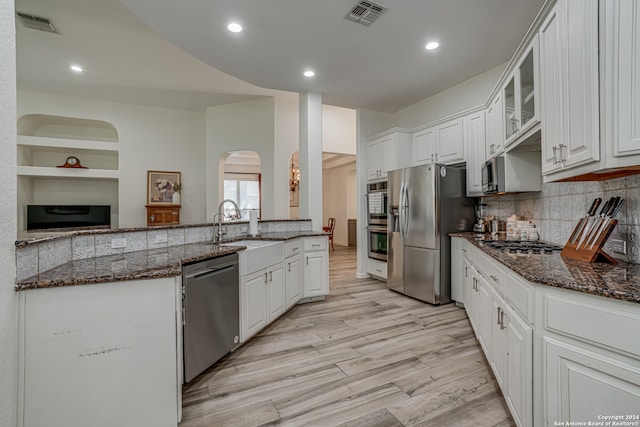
[{"x1": 27, "y1": 205, "x2": 111, "y2": 231}]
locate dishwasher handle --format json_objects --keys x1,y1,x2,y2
[{"x1": 186, "y1": 263, "x2": 236, "y2": 280}]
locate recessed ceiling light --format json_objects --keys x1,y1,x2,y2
[
  {"x1": 303, "y1": 70, "x2": 315, "y2": 78},
  {"x1": 425, "y1": 41, "x2": 440, "y2": 50},
  {"x1": 70, "y1": 64, "x2": 83, "y2": 73},
  {"x1": 227, "y1": 23, "x2": 243, "y2": 33}
]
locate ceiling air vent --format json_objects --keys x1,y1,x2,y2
[
  {"x1": 345, "y1": 0, "x2": 387, "y2": 26},
  {"x1": 16, "y1": 12, "x2": 58, "y2": 34}
]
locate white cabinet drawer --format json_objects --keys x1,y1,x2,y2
[
  {"x1": 506, "y1": 272, "x2": 534, "y2": 323},
  {"x1": 284, "y1": 239, "x2": 302, "y2": 258},
  {"x1": 303, "y1": 237, "x2": 327, "y2": 252},
  {"x1": 367, "y1": 258, "x2": 387, "y2": 280},
  {"x1": 544, "y1": 291, "x2": 640, "y2": 358},
  {"x1": 487, "y1": 260, "x2": 507, "y2": 295}
]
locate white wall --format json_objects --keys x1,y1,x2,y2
[
  {"x1": 0, "y1": 1, "x2": 18, "y2": 426},
  {"x1": 274, "y1": 96, "x2": 300, "y2": 219},
  {"x1": 322, "y1": 162, "x2": 357, "y2": 246},
  {"x1": 322, "y1": 105, "x2": 357, "y2": 155},
  {"x1": 17, "y1": 91, "x2": 207, "y2": 228},
  {"x1": 393, "y1": 62, "x2": 507, "y2": 129},
  {"x1": 206, "y1": 98, "x2": 277, "y2": 220}
]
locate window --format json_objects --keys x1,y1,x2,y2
[{"x1": 223, "y1": 173, "x2": 260, "y2": 219}]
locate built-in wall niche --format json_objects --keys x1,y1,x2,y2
[
  {"x1": 16, "y1": 114, "x2": 120, "y2": 237},
  {"x1": 219, "y1": 150, "x2": 261, "y2": 220}
]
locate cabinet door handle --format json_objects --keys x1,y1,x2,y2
[
  {"x1": 552, "y1": 146, "x2": 558, "y2": 165},
  {"x1": 269, "y1": 271, "x2": 273, "y2": 282},
  {"x1": 306, "y1": 256, "x2": 309, "y2": 265},
  {"x1": 558, "y1": 144, "x2": 566, "y2": 164},
  {"x1": 435, "y1": 153, "x2": 438, "y2": 161},
  {"x1": 500, "y1": 309, "x2": 506, "y2": 330},
  {"x1": 497, "y1": 307, "x2": 502, "y2": 325},
  {"x1": 264, "y1": 272, "x2": 268, "y2": 283},
  {"x1": 431, "y1": 153, "x2": 434, "y2": 162},
  {"x1": 465, "y1": 266, "x2": 468, "y2": 278},
  {"x1": 288, "y1": 262, "x2": 291, "y2": 272}
]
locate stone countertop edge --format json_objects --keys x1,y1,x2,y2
[
  {"x1": 15, "y1": 218, "x2": 313, "y2": 248},
  {"x1": 15, "y1": 231, "x2": 328, "y2": 291},
  {"x1": 450, "y1": 232, "x2": 640, "y2": 304}
]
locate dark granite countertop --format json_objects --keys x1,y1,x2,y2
[
  {"x1": 451, "y1": 232, "x2": 640, "y2": 304},
  {"x1": 15, "y1": 231, "x2": 327, "y2": 291}
]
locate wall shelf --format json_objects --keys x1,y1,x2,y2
[
  {"x1": 17, "y1": 135, "x2": 119, "y2": 153},
  {"x1": 17, "y1": 166, "x2": 119, "y2": 180}
]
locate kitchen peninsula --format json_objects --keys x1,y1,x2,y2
[{"x1": 14, "y1": 219, "x2": 329, "y2": 427}]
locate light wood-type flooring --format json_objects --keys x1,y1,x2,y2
[{"x1": 180, "y1": 245, "x2": 514, "y2": 427}]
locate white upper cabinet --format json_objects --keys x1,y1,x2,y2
[
  {"x1": 606, "y1": 0, "x2": 640, "y2": 167},
  {"x1": 540, "y1": 0, "x2": 600, "y2": 179},
  {"x1": 435, "y1": 118, "x2": 464, "y2": 164},
  {"x1": 486, "y1": 94, "x2": 504, "y2": 159},
  {"x1": 412, "y1": 127, "x2": 435, "y2": 165},
  {"x1": 503, "y1": 37, "x2": 540, "y2": 149},
  {"x1": 465, "y1": 111, "x2": 486, "y2": 196},
  {"x1": 412, "y1": 118, "x2": 464, "y2": 166},
  {"x1": 366, "y1": 130, "x2": 411, "y2": 180}
]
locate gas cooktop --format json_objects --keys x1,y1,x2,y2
[{"x1": 480, "y1": 240, "x2": 564, "y2": 254}]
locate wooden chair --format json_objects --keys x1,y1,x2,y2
[{"x1": 323, "y1": 217, "x2": 335, "y2": 251}]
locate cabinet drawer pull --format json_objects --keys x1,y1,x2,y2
[{"x1": 490, "y1": 275, "x2": 498, "y2": 282}]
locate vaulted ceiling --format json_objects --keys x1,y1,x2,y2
[{"x1": 16, "y1": 0, "x2": 546, "y2": 113}]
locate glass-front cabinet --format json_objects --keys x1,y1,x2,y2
[{"x1": 503, "y1": 36, "x2": 539, "y2": 147}]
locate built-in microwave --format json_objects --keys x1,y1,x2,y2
[{"x1": 481, "y1": 155, "x2": 505, "y2": 195}]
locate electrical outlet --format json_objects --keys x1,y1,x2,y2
[
  {"x1": 111, "y1": 238, "x2": 127, "y2": 249},
  {"x1": 610, "y1": 239, "x2": 626, "y2": 254},
  {"x1": 155, "y1": 233, "x2": 168, "y2": 243}
]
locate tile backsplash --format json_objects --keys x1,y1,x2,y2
[
  {"x1": 482, "y1": 174, "x2": 640, "y2": 264},
  {"x1": 15, "y1": 219, "x2": 313, "y2": 281}
]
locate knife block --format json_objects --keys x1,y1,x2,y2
[{"x1": 561, "y1": 219, "x2": 618, "y2": 264}]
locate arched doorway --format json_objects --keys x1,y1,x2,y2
[{"x1": 219, "y1": 150, "x2": 261, "y2": 219}]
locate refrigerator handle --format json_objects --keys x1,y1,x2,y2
[
  {"x1": 400, "y1": 181, "x2": 409, "y2": 241},
  {"x1": 404, "y1": 182, "x2": 410, "y2": 240},
  {"x1": 399, "y1": 181, "x2": 405, "y2": 242}
]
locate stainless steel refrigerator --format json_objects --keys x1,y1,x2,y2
[{"x1": 387, "y1": 164, "x2": 475, "y2": 304}]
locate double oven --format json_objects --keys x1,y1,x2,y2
[{"x1": 366, "y1": 181, "x2": 388, "y2": 261}]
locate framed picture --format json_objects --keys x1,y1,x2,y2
[{"x1": 147, "y1": 171, "x2": 181, "y2": 205}]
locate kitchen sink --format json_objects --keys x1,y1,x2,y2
[{"x1": 221, "y1": 240, "x2": 283, "y2": 276}]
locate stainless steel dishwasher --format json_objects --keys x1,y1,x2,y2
[{"x1": 183, "y1": 253, "x2": 239, "y2": 383}]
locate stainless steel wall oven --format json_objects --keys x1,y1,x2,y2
[
  {"x1": 367, "y1": 225, "x2": 388, "y2": 261},
  {"x1": 366, "y1": 181, "x2": 388, "y2": 261}
]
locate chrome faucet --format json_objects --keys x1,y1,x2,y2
[{"x1": 214, "y1": 199, "x2": 241, "y2": 243}]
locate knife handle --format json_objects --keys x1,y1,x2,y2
[
  {"x1": 598, "y1": 198, "x2": 613, "y2": 217},
  {"x1": 606, "y1": 197, "x2": 620, "y2": 216},
  {"x1": 588, "y1": 198, "x2": 602, "y2": 216},
  {"x1": 610, "y1": 198, "x2": 625, "y2": 218}
]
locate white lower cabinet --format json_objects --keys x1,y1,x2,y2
[
  {"x1": 457, "y1": 239, "x2": 640, "y2": 427},
  {"x1": 544, "y1": 338, "x2": 640, "y2": 426},
  {"x1": 504, "y1": 304, "x2": 533, "y2": 427},
  {"x1": 303, "y1": 237, "x2": 329, "y2": 298},
  {"x1": 285, "y1": 239, "x2": 303, "y2": 309},
  {"x1": 241, "y1": 262, "x2": 285, "y2": 343},
  {"x1": 462, "y1": 242, "x2": 534, "y2": 427}
]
